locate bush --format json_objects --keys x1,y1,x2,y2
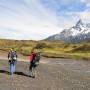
[
  {"x1": 35, "y1": 43, "x2": 52, "y2": 49},
  {"x1": 20, "y1": 50, "x2": 30, "y2": 56}
]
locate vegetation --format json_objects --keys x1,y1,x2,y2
[{"x1": 0, "y1": 39, "x2": 90, "y2": 60}]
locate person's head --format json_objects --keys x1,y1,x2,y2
[
  {"x1": 31, "y1": 48, "x2": 35, "y2": 53},
  {"x1": 10, "y1": 48, "x2": 14, "y2": 52}
]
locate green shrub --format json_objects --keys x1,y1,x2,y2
[
  {"x1": 21, "y1": 50, "x2": 30, "y2": 56},
  {"x1": 35, "y1": 43, "x2": 53, "y2": 49}
]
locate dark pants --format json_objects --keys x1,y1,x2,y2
[{"x1": 29, "y1": 61, "x2": 37, "y2": 77}]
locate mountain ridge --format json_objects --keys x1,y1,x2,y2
[{"x1": 46, "y1": 19, "x2": 90, "y2": 43}]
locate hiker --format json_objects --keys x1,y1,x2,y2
[
  {"x1": 8, "y1": 48, "x2": 17, "y2": 75},
  {"x1": 29, "y1": 49, "x2": 41, "y2": 78}
]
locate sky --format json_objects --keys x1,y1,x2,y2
[{"x1": 0, "y1": 0, "x2": 90, "y2": 40}]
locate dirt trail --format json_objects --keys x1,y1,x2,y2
[{"x1": 0, "y1": 57, "x2": 90, "y2": 90}]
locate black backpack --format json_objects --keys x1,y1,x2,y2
[{"x1": 34, "y1": 52, "x2": 41, "y2": 65}]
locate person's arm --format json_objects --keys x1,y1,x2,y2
[
  {"x1": 8, "y1": 52, "x2": 11, "y2": 62},
  {"x1": 29, "y1": 53, "x2": 33, "y2": 62},
  {"x1": 16, "y1": 52, "x2": 18, "y2": 58},
  {"x1": 8, "y1": 52, "x2": 10, "y2": 59}
]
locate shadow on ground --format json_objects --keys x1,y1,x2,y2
[
  {"x1": 0, "y1": 70, "x2": 29, "y2": 77},
  {"x1": 15, "y1": 71, "x2": 29, "y2": 77},
  {"x1": 0, "y1": 70, "x2": 9, "y2": 74}
]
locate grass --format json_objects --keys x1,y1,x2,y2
[
  {"x1": 0, "y1": 39, "x2": 90, "y2": 60},
  {"x1": 68, "y1": 52, "x2": 90, "y2": 60}
]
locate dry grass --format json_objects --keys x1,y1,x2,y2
[{"x1": 0, "y1": 39, "x2": 90, "y2": 60}]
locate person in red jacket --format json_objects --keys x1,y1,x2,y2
[{"x1": 29, "y1": 49, "x2": 36, "y2": 78}]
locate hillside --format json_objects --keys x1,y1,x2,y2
[
  {"x1": 0, "y1": 39, "x2": 37, "y2": 55},
  {"x1": 46, "y1": 19, "x2": 90, "y2": 43},
  {"x1": 0, "y1": 39, "x2": 90, "y2": 60}
]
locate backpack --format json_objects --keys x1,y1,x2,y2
[
  {"x1": 8, "y1": 51, "x2": 17, "y2": 60},
  {"x1": 33, "y1": 52, "x2": 41, "y2": 66}
]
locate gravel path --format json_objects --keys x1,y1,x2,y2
[{"x1": 0, "y1": 57, "x2": 90, "y2": 90}]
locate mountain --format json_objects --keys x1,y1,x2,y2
[{"x1": 46, "y1": 19, "x2": 90, "y2": 43}]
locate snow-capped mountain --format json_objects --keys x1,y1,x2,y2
[{"x1": 46, "y1": 19, "x2": 90, "y2": 43}]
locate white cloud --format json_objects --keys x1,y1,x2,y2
[
  {"x1": 81, "y1": 0, "x2": 90, "y2": 3},
  {"x1": 0, "y1": 0, "x2": 90, "y2": 40},
  {"x1": 81, "y1": 0, "x2": 90, "y2": 11},
  {"x1": 0, "y1": 0, "x2": 62, "y2": 40},
  {"x1": 79, "y1": 12, "x2": 90, "y2": 22},
  {"x1": 60, "y1": 0, "x2": 75, "y2": 5}
]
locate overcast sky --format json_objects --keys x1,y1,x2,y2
[{"x1": 0, "y1": 0, "x2": 90, "y2": 40}]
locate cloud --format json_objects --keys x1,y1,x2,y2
[
  {"x1": 81, "y1": 0, "x2": 90, "y2": 3},
  {"x1": 81, "y1": 0, "x2": 90, "y2": 11},
  {"x1": 0, "y1": 0, "x2": 89, "y2": 40},
  {"x1": 0, "y1": 0, "x2": 61, "y2": 40}
]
